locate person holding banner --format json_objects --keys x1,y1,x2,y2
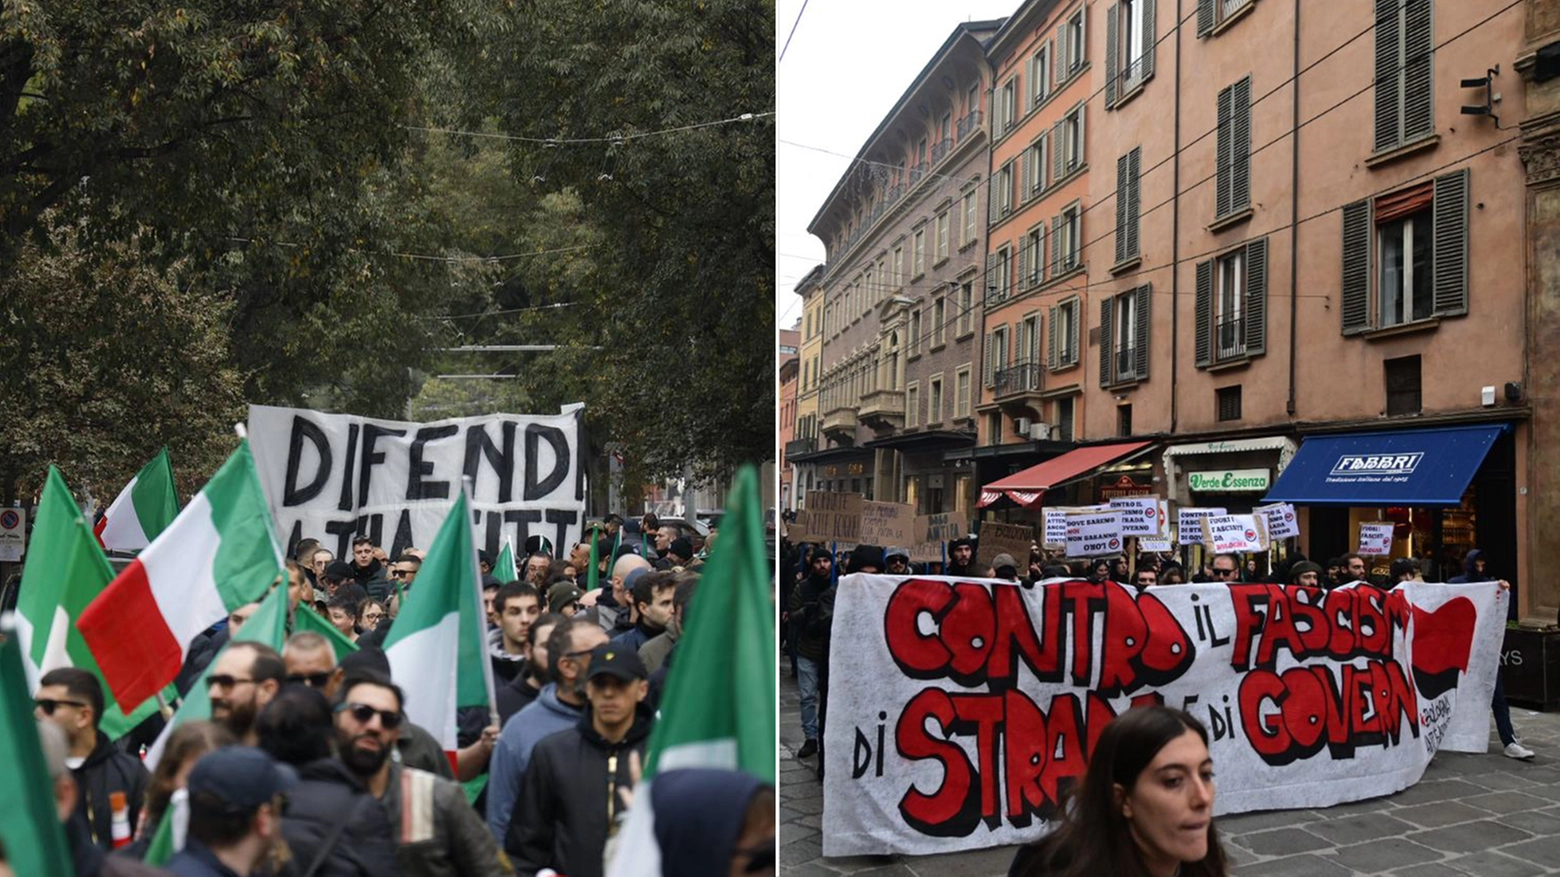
[
  {"x1": 1009, "y1": 706, "x2": 1230, "y2": 877},
  {"x1": 1447, "y1": 549, "x2": 1532, "y2": 761}
]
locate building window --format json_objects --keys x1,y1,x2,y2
[
  {"x1": 1385, "y1": 355, "x2": 1422, "y2": 416},
  {"x1": 928, "y1": 375, "x2": 943, "y2": 424},
  {"x1": 909, "y1": 309, "x2": 922, "y2": 356},
  {"x1": 1117, "y1": 404, "x2": 1133, "y2": 437},
  {"x1": 907, "y1": 382, "x2": 920, "y2": 428},
  {"x1": 1023, "y1": 224, "x2": 1045, "y2": 288},
  {"x1": 1054, "y1": 396, "x2": 1075, "y2": 442},
  {"x1": 1341, "y1": 171, "x2": 1467, "y2": 334},
  {"x1": 913, "y1": 229, "x2": 926, "y2": 278},
  {"x1": 1374, "y1": 0, "x2": 1433, "y2": 153},
  {"x1": 985, "y1": 325, "x2": 1009, "y2": 387},
  {"x1": 1115, "y1": 146, "x2": 1141, "y2": 265},
  {"x1": 1049, "y1": 297, "x2": 1080, "y2": 368},
  {"x1": 1217, "y1": 249, "x2": 1244, "y2": 357},
  {"x1": 932, "y1": 295, "x2": 946, "y2": 346},
  {"x1": 1001, "y1": 78, "x2": 1018, "y2": 134},
  {"x1": 1056, "y1": 104, "x2": 1085, "y2": 176},
  {"x1": 1064, "y1": 8, "x2": 1087, "y2": 75},
  {"x1": 958, "y1": 279, "x2": 974, "y2": 336},
  {"x1": 936, "y1": 211, "x2": 950, "y2": 262},
  {"x1": 1100, "y1": 286, "x2": 1151, "y2": 386},
  {"x1": 893, "y1": 246, "x2": 904, "y2": 289},
  {"x1": 1030, "y1": 43, "x2": 1052, "y2": 109},
  {"x1": 1198, "y1": 0, "x2": 1255, "y2": 36},
  {"x1": 955, "y1": 366, "x2": 972, "y2": 417},
  {"x1": 1108, "y1": 0, "x2": 1155, "y2": 107},
  {"x1": 990, "y1": 245, "x2": 1012, "y2": 304},
  {"x1": 1195, "y1": 238, "x2": 1267, "y2": 367},
  {"x1": 1215, "y1": 76, "x2": 1252, "y2": 220},
  {"x1": 1026, "y1": 133, "x2": 1048, "y2": 200},
  {"x1": 1055, "y1": 203, "x2": 1081, "y2": 273},
  {"x1": 997, "y1": 161, "x2": 1014, "y2": 218},
  {"x1": 963, "y1": 191, "x2": 979, "y2": 247},
  {"x1": 986, "y1": 410, "x2": 1003, "y2": 446},
  {"x1": 1216, "y1": 385, "x2": 1243, "y2": 421}
]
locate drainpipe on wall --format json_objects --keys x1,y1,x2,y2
[
  {"x1": 1286, "y1": 0, "x2": 1301, "y2": 417},
  {"x1": 1170, "y1": 0, "x2": 1184, "y2": 434}
]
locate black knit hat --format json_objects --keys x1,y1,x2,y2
[{"x1": 849, "y1": 544, "x2": 885, "y2": 573}]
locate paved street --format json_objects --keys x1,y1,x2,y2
[{"x1": 780, "y1": 671, "x2": 1560, "y2": 876}]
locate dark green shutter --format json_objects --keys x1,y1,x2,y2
[
  {"x1": 1245, "y1": 237, "x2": 1268, "y2": 355},
  {"x1": 1233, "y1": 77, "x2": 1251, "y2": 211},
  {"x1": 1142, "y1": 0, "x2": 1156, "y2": 80},
  {"x1": 1106, "y1": 3, "x2": 1120, "y2": 108},
  {"x1": 1403, "y1": 0, "x2": 1432, "y2": 139},
  {"x1": 1135, "y1": 285, "x2": 1151, "y2": 379},
  {"x1": 1341, "y1": 200, "x2": 1372, "y2": 334},
  {"x1": 1197, "y1": 0, "x2": 1215, "y2": 37},
  {"x1": 984, "y1": 332, "x2": 995, "y2": 387},
  {"x1": 1216, "y1": 83, "x2": 1233, "y2": 218},
  {"x1": 1432, "y1": 168, "x2": 1469, "y2": 317},
  {"x1": 1195, "y1": 260, "x2": 1213, "y2": 367},
  {"x1": 1048, "y1": 305, "x2": 1060, "y2": 369},
  {"x1": 1099, "y1": 297, "x2": 1114, "y2": 387},
  {"x1": 1127, "y1": 147, "x2": 1141, "y2": 258},
  {"x1": 1374, "y1": 0, "x2": 1400, "y2": 151},
  {"x1": 1116, "y1": 151, "x2": 1131, "y2": 264}
]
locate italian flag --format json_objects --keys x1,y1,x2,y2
[
  {"x1": 0, "y1": 615, "x2": 74, "y2": 877},
  {"x1": 294, "y1": 603, "x2": 361, "y2": 662},
  {"x1": 607, "y1": 465, "x2": 776, "y2": 877},
  {"x1": 94, "y1": 448, "x2": 179, "y2": 552},
  {"x1": 383, "y1": 488, "x2": 496, "y2": 763},
  {"x1": 78, "y1": 440, "x2": 284, "y2": 714},
  {"x1": 142, "y1": 581, "x2": 289, "y2": 864},
  {"x1": 12, "y1": 467, "x2": 164, "y2": 739}
]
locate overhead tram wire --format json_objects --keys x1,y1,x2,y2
[
  {"x1": 404, "y1": 112, "x2": 775, "y2": 146},
  {"x1": 779, "y1": 0, "x2": 810, "y2": 66}
]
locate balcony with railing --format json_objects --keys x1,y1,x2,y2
[
  {"x1": 931, "y1": 137, "x2": 954, "y2": 165},
  {"x1": 784, "y1": 437, "x2": 816, "y2": 459},
  {"x1": 909, "y1": 162, "x2": 929, "y2": 185},
  {"x1": 821, "y1": 404, "x2": 860, "y2": 441},
  {"x1": 1216, "y1": 316, "x2": 1245, "y2": 362},
  {"x1": 993, "y1": 361, "x2": 1044, "y2": 410},
  {"x1": 957, "y1": 110, "x2": 983, "y2": 140},
  {"x1": 859, "y1": 387, "x2": 906, "y2": 434},
  {"x1": 1114, "y1": 347, "x2": 1141, "y2": 383}
]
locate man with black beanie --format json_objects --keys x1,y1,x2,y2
[{"x1": 946, "y1": 537, "x2": 976, "y2": 577}]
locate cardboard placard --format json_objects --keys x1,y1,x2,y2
[
  {"x1": 1109, "y1": 496, "x2": 1161, "y2": 536},
  {"x1": 907, "y1": 539, "x2": 945, "y2": 564},
  {"x1": 1358, "y1": 522, "x2": 1395, "y2": 556},
  {"x1": 1065, "y1": 510, "x2": 1124, "y2": 557},
  {"x1": 860, "y1": 501, "x2": 916, "y2": 547},
  {"x1": 1176, "y1": 507, "x2": 1226, "y2": 545},
  {"x1": 917, "y1": 512, "x2": 968, "y2": 544},
  {"x1": 797, "y1": 491, "x2": 864, "y2": 544},
  {"x1": 977, "y1": 521, "x2": 1035, "y2": 568},
  {"x1": 1255, "y1": 502, "x2": 1300, "y2": 541},
  {"x1": 1201, "y1": 514, "x2": 1267, "y2": 554}
]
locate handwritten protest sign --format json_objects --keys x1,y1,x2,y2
[
  {"x1": 977, "y1": 521, "x2": 1034, "y2": 568},
  {"x1": 1176, "y1": 507, "x2": 1226, "y2": 545},
  {"x1": 916, "y1": 512, "x2": 968, "y2": 544},
  {"x1": 1109, "y1": 496, "x2": 1160, "y2": 536},
  {"x1": 1065, "y1": 510, "x2": 1124, "y2": 557},
  {"x1": 1201, "y1": 514, "x2": 1267, "y2": 553},
  {"x1": 249, "y1": 405, "x2": 585, "y2": 559},
  {"x1": 823, "y1": 578, "x2": 1506, "y2": 856},
  {"x1": 1041, "y1": 508, "x2": 1070, "y2": 548},
  {"x1": 1255, "y1": 502, "x2": 1300, "y2": 541},
  {"x1": 1359, "y1": 522, "x2": 1395, "y2": 556},
  {"x1": 860, "y1": 501, "x2": 916, "y2": 547},
  {"x1": 1139, "y1": 538, "x2": 1173, "y2": 553}
]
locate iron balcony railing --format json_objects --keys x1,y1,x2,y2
[
  {"x1": 957, "y1": 110, "x2": 983, "y2": 140},
  {"x1": 994, "y1": 361, "x2": 1043, "y2": 396},
  {"x1": 1217, "y1": 315, "x2": 1245, "y2": 361}
]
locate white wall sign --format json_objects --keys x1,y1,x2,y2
[{"x1": 0, "y1": 507, "x2": 25, "y2": 562}]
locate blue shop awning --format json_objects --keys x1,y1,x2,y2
[{"x1": 1261, "y1": 424, "x2": 1505, "y2": 506}]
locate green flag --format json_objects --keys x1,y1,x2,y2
[
  {"x1": 14, "y1": 466, "x2": 161, "y2": 739},
  {"x1": 0, "y1": 617, "x2": 74, "y2": 877},
  {"x1": 605, "y1": 466, "x2": 775, "y2": 876},
  {"x1": 493, "y1": 540, "x2": 518, "y2": 584},
  {"x1": 293, "y1": 604, "x2": 360, "y2": 662}
]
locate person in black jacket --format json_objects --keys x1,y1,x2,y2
[
  {"x1": 35, "y1": 668, "x2": 150, "y2": 851},
  {"x1": 257, "y1": 683, "x2": 400, "y2": 876},
  {"x1": 506, "y1": 643, "x2": 655, "y2": 877},
  {"x1": 497, "y1": 613, "x2": 564, "y2": 727},
  {"x1": 785, "y1": 547, "x2": 833, "y2": 760}
]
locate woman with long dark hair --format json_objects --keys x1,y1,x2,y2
[{"x1": 1010, "y1": 706, "x2": 1229, "y2": 877}]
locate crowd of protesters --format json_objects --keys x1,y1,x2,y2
[{"x1": 13, "y1": 513, "x2": 775, "y2": 877}]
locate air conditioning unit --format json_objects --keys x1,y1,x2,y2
[
  {"x1": 1015, "y1": 416, "x2": 1032, "y2": 436},
  {"x1": 1030, "y1": 422, "x2": 1054, "y2": 441}
]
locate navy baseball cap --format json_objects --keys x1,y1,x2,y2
[
  {"x1": 586, "y1": 643, "x2": 648, "y2": 682},
  {"x1": 187, "y1": 746, "x2": 297, "y2": 812}
]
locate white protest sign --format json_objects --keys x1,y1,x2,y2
[
  {"x1": 1359, "y1": 522, "x2": 1396, "y2": 556},
  {"x1": 823, "y1": 578, "x2": 1506, "y2": 857},
  {"x1": 1255, "y1": 502, "x2": 1300, "y2": 541},
  {"x1": 1139, "y1": 538, "x2": 1173, "y2": 553},
  {"x1": 1109, "y1": 496, "x2": 1160, "y2": 536},
  {"x1": 248, "y1": 404, "x2": 586, "y2": 560},
  {"x1": 1201, "y1": 513, "x2": 1267, "y2": 553},
  {"x1": 1176, "y1": 507, "x2": 1225, "y2": 545},
  {"x1": 1065, "y1": 510, "x2": 1123, "y2": 557},
  {"x1": 1041, "y1": 508, "x2": 1072, "y2": 548},
  {"x1": 0, "y1": 507, "x2": 25, "y2": 562}
]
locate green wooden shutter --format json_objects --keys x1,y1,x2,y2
[
  {"x1": 1245, "y1": 237, "x2": 1268, "y2": 355},
  {"x1": 1341, "y1": 199, "x2": 1372, "y2": 334},
  {"x1": 1233, "y1": 77, "x2": 1251, "y2": 211},
  {"x1": 984, "y1": 332, "x2": 995, "y2": 387},
  {"x1": 1197, "y1": 0, "x2": 1215, "y2": 37},
  {"x1": 1106, "y1": 3, "x2": 1120, "y2": 108},
  {"x1": 1216, "y1": 83, "x2": 1233, "y2": 218},
  {"x1": 1402, "y1": 0, "x2": 1432, "y2": 139},
  {"x1": 1116, "y1": 151, "x2": 1131, "y2": 264},
  {"x1": 1135, "y1": 284, "x2": 1151, "y2": 379},
  {"x1": 1127, "y1": 147, "x2": 1141, "y2": 258},
  {"x1": 1048, "y1": 305, "x2": 1060, "y2": 370},
  {"x1": 1099, "y1": 297, "x2": 1114, "y2": 387},
  {"x1": 1142, "y1": 0, "x2": 1156, "y2": 80},
  {"x1": 1373, "y1": 0, "x2": 1401, "y2": 151},
  {"x1": 1432, "y1": 168, "x2": 1469, "y2": 317},
  {"x1": 1195, "y1": 259, "x2": 1214, "y2": 367}
]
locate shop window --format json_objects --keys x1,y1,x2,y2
[
  {"x1": 1385, "y1": 355, "x2": 1422, "y2": 416},
  {"x1": 1217, "y1": 385, "x2": 1242, "y2": 421},
  {"x1": 1117, "y1": 404, "x2": 1133, "y2": 437}
]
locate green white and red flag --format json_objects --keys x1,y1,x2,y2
[{"x1": 94, "y1": 448, "x2": 179, "y2": 552}]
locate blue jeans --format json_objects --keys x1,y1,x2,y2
[
  {"x1": 1493, "y1": 671, "x2": 1516, "y2": 746},
  {"x1": 797, "y1": 655, "x2": 820, "y2": 741}
]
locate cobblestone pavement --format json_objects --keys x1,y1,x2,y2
[{"x1": 779, "y1": 670, "x2": 1560, "y2": 876}]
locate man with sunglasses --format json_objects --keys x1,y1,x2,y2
[
  {"x1": 333, "y1": 672, "x2": 508, "y2": 875},
  {"x1": 35, "y1": 667, "x2": 150, "y2": 850},
  {"x1": 207, "y1": 642, "x2": 287, "y2": 745},
  {"x1": 1210, "y1": 553, "x2": 1243, "y2": 583},
  {"x1": 487, "y1": 616, "x2": 609, "y2": 843}
]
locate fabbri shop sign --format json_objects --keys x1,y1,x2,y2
[
  {"x1": 1188, "y1": 469, "x2": 1271, "y2": 492},
  {"x1": 1330, "y1": 453, "x2": 1425, "y2": 480}
]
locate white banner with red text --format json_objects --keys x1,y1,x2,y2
[{"x1": 821, "y1": 577, "x2": 1506, "y2": 857}]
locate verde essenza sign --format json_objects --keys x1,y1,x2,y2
[{"x1": 1188, "y1": 468, "x2": 1270, "y2": 492}]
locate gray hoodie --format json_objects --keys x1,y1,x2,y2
[{"x1": 485, "y1": 682, "x2": 584, "y2": 842}]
